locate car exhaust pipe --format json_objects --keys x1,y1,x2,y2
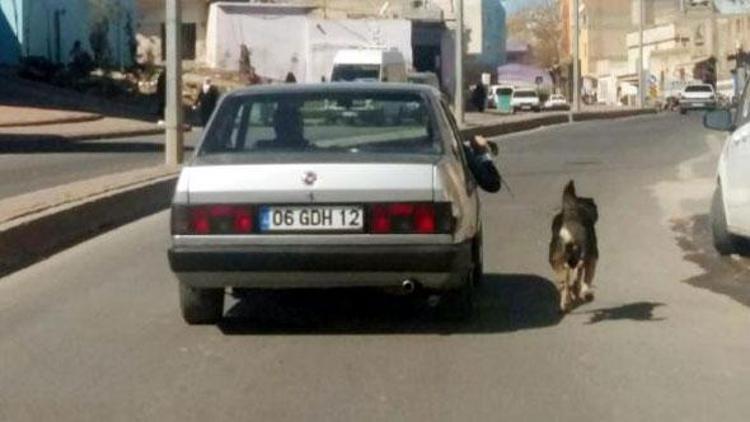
[{"x1": 401, "y1": 279, "x2": 416, "y2": 294}]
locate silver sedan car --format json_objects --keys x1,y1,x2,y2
[{"x1": 168, "y1": 83, "x2": 500, "y2": 324}]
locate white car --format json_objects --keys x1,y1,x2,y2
[
  {"x1": 544, "y1": 94, "x2": 570, "y2": 111},
  {"x1": 168, "y1": 83, "x2": 501, "y2": 324},
  {"x1": 703, "y1": 95, "x2": 750, "y2": 255},
  {"x1": 679, "y1": 83, "x2": 717, "y2": 114},
  {"x1": 511, "y1": 89, "x2": 541, "y2": 112}
]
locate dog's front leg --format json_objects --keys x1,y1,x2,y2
[
  {"x1": 558, "y1": 267, "x2": 572, "y2": 313},
  {"x1": 580, "y1": 258, "x2": 597, "y2": 302}
]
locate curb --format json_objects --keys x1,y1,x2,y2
[
  {"x1": 0, "y1": 108, "x2": 657, "y2": 278},
  {"x1": 0, "y1": 114, "x2": 103, "y2": 129},
  {"x1": 462, "y1": 108, "x2": 657, "y2": 138},
  {"x1": 0, "y1": 169, "x2": 178, "y2": 277}
]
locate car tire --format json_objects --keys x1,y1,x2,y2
[
  {"x1": 441, "y1": 272, "x2": 476, "y2": 322},
  {"x1": 179, "y1": 282, "x2": 224, "y2": 325},
  {"x1": 679, "y1": 108, "x2": 687, "y2": 115},
  {"x1": 472, "y1": 232, "x2": 484, "y2": 286},
  {"x1": 711, "y1": 184, "x2": 740, "y2": 256}
]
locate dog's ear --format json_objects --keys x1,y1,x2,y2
[{"x1": 563, "y1": 180, "x2": 576, "y2": 198}]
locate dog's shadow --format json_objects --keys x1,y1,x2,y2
[
  {"x1": 579, "y1": 302, "x2": 666, "y2": 324},
  {"x1": 218, "y1": 273, "x2": 563, "y2": 335}
]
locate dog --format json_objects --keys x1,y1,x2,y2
[{"x1": 548, "y1": 180, "x2": 599, "y2": 313}]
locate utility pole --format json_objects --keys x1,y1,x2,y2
[
  {"x1": 165, "y1": 0, "x2": 183, "y2": 166},
  {"x1": 638, "y1": 0, "x2": 645, "y2": 108},
  {"x1": 454, "y1": 0, "x2": 464, "y2": 125},
  {"x1": 572, "y1": 0, "x2": 580, "y2": 118}
]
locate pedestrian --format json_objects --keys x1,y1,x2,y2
[
  {"x1": 246, "y1": 66, "x2": 261, "y2": 85},
  {"x1": 193, "y1": 77, "x2": 220, "y2": 126},
  {"x1": 471, "y1": 82, "x2": 487, "y2": 112},
  {"x1": 285, "y1": 72, "x2": 297, "y2": 83},
  {"x1": 155, "y1": 70, "x2": 167, "y2": 121}
]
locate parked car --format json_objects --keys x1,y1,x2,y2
[
  {"x1": 330, "y1": 49, "x2": 407, "y2": 83},
  {"x1": 702, "y1": 88, "x2": 750, "y2": 255},
  {"x1": 544, "y1": 94, "x2": 570, "y2": 111},
  {"x1": 168, "y1": 83, "x2": 501, "y2": 324},
  {"x1": 511, "y1": 88, "x2": 541, "y2": 112},
  {"x1": 679, "y1": 83, "x2": 717, "y2": 114}
]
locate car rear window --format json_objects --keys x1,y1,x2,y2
[
  {"x1": 685, "y1": 85, "x2": 713, "y2": 93},
  {"x1": 199, "y1": 91, "x2": 440, "y2": 156},
  {"x1": 514, "y1": 91, "x2": 537, "y2": 98}
]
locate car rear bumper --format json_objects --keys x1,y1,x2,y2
[
  {"x1": 168, "y1": 242, "x2": 473, "y2": 290},
  {"x1": 679, "y1": 100, "x2": 716, "y2": 109}
]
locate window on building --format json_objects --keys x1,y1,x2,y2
[{"x1": 160, "y1": 23, "x2": 197, "y2": 60}]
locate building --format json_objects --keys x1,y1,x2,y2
[
  {"x1": 0, "y1": 0, "x2": 136, "y2": 66},
  {"x1": 626, "y1": 0, "x2": 750, "y2": 100},
  {"x1": 205, "y1": 3, "x2": 412, "y2": 83},
  {"x1": 505, "y1": 39, "x2": 532, "y2": 64},
  {"x1": 556, "y1": 0, "x2": 632, "y2": 103},
  {"x1": 136, "y1": 0, "x2": 505, "y2": 99},
  {"x1": 136, "y1": 0, "x2": 210, "y2": 65},
  {"x1": 578, "y1": 0, "x2": 632, "y2": 78}
]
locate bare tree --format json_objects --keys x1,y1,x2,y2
[{"x1": 507, "y1": 0, "x2": 562, "y2": 68}]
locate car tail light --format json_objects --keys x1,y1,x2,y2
[
  {"x1": 172, "y1": 205, "x2": 254, "y2": 235},
  {"x1": 369, "y1": 203, "x2": 451, "y2": 234}
]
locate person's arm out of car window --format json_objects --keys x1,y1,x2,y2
[{"x1": 463, "y1": 135, "x2": 501, "y2": 193}]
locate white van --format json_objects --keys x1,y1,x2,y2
[{"x1": 330, "y1": 49, "x2": 407, "y2": 83}]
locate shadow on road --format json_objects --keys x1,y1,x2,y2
[
  {"x1": 581, "y1": 302, "x2": 666, "y2": 324},
  {"x1": 671, "y1": 214, "x2": 750, "y2": 308},
  {"x1": 218, "y1": 273, "x2": 563, "y2": 335},
  {"x1": 0, "y1": 135, "x2": 193, "y2": 154}
]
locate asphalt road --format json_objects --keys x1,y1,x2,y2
[
  {"x1": 2, "y1": 112, "x2": 750, "y2": 421},
  {"x1": 0, "y1": 132, "x2": 199, "y2": 199}
]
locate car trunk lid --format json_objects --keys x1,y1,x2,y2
[{"x1": 185, "y1": 163, "x2": 435, "y2": 204}]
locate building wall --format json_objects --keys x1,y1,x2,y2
[
  {"x1": 206, "y1": 3, "x2": 413, "y2": 83},
  {"x1": 0, "y1": 0, "x2": 23, "y2": 64},
  {"x1": 1, "y1": 0, "x2": 136, "y2": 66},
  {"x1": 579, "y1": 0, "x2": 632, "y2": 76},
  {"x1": 136, "y1": 0, "x2": 208, "y2": 64}
]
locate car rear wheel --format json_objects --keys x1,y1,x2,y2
[
  {"x1": 440, "y1": 271, "x2": 476, "y2": 321},
  {"x1": 472, "y1": 232, "x2": 484, "y2": 286},
  {"x1": 711, "y1": 184, "x2": 740, "y2": 256},
  {"x1": 679, "y1": 108, "x2": 687, "y2": 115},
  {"x1": 179, "y1": 282, "x2": 224, "y2": 324}
]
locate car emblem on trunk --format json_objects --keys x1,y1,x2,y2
[{"x1": 302, "y1": 171, "x2": 317, "y2": 186}]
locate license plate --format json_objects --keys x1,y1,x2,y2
[
  {"x1": 522, "y1": 105, "x2": 531, "y2": 110},
  {"x1": 260, "y1": 206, "x2": 363, "y2": 232}
]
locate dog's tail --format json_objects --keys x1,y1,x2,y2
[{"x1": 562, "y1": 180, "x2": 578, "y2": 215}]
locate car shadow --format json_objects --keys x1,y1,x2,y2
[
  {"x1": 579, "y1": 302, "x2": 666, "y2": 324},
  {"x1": 0, "y1": 134, "x2": 194, "y2": 154},
  {"x1": 671, "y1": 214, "x2": 750, "y2": 308},
  {"x1": 218, "y1": 273, "x2": 563, "y2": 335}
]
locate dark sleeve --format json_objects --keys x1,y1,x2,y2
[{"x1": 464, "y1": 146, "x2": 501, "y2": 193}]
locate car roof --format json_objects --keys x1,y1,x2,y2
[{"x1": 225, "y1": 82, "x2": 442, "y2": 99}]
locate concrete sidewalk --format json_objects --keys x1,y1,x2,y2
[
  {"x1": 0, "y1": 106, "x2": 102, "y2": 128},
  {"x1": 0, "y1": 115, "x2": 165, "y2": 141}
]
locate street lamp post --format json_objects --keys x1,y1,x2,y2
[
  {"x1": 638, "y1": 0, "x2": 645, "y2": 108},
  {"x1": 454, "y1": 0, "x2": 464, "y2": 125},
  {"x1": 165, "y1": 0, "x2": 183, "y2": 166},
  {"x1": 572, "y1": 0, "x2": 580, "y2": 116}
]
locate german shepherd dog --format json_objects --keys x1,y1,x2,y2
[{"x1": 549, "y1": 181, "x2": 599, "y2": 313}]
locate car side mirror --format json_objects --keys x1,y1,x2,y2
[{"x1": 703, "y1": 109, "x2": 734, "y2": 132}]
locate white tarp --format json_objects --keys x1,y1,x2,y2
[{"x1": 206, "y1": 3, "x2": 412, "y2": 83}]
